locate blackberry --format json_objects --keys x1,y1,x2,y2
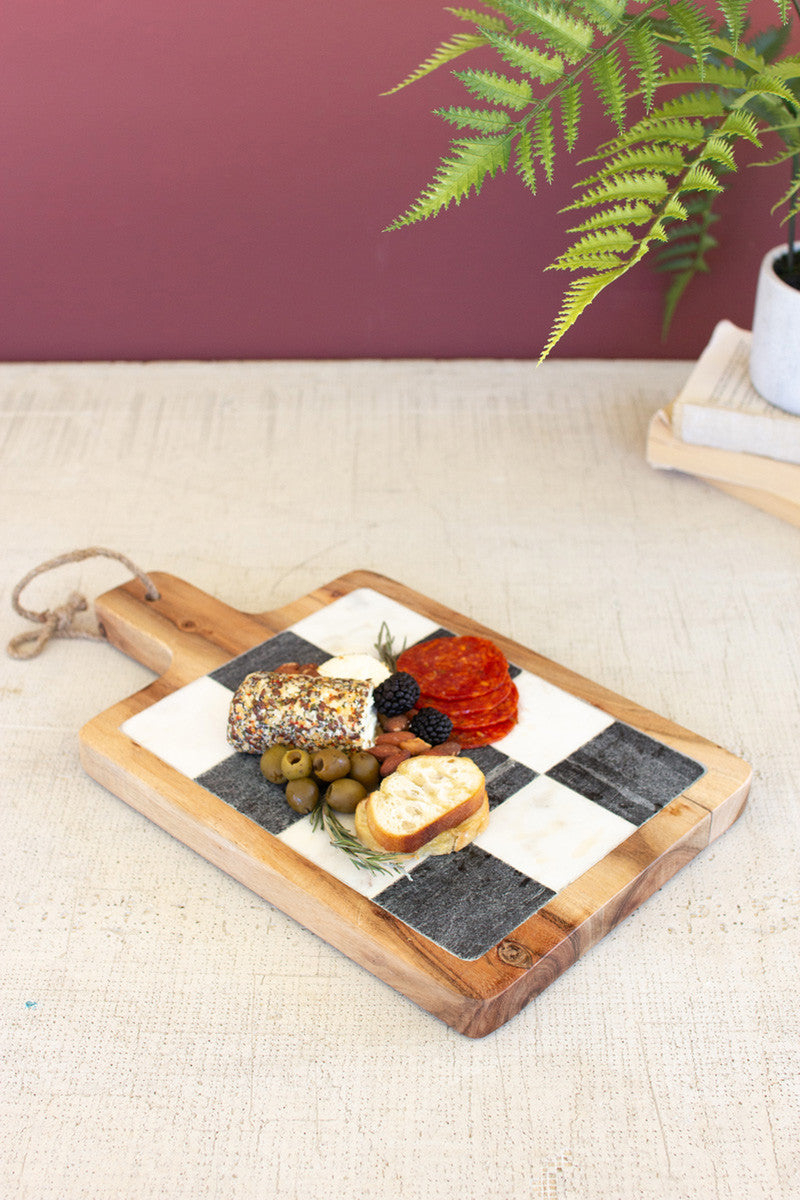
[
  {"x1": 373, "y1": 671, "x2": 420, "y2": 717},
  {"x1": 409, "y1": 707, "x2": 453, "y2": 746}
]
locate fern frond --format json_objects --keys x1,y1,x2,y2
[
  {"x1": 590, "y1": 45, "x2": 627, "y2": 131},
  {"x1": 715, "y1": 0, "x2": 749, "y2": 49},
  {"x1": 515, "y1": 129, "x2": 538, "y2": 192},
  {"x1": 481, "y1": 27, "x2": 564, "y2": 83},
  {"x1": 563, "y1": 171, "x2": 670, "y2": 211},
  {"x1": 718, "y1": 108, "x2": 762, "y2": 143},
  {"x1": 497, "y1": 0, "x2": 595, "y2": 61},
  {"x1": 445, "y1": 6, "x2": 508, "y2": 32},
  {"x1": 677, "y1": 162, "x2": 724, "y2": 191},
  {"x1": 454, "y1": 67, "x2": 534, "y2": 111},
  {"x1": 435, "y1": 104, "x2": 513, "y2": 131},
  {"x1": 654, "y1": 189, "x2": 721, "y2": 335},
  {"x1": 384, "y1": 134, "x2": 512, "y2": 229},
  {"x1": 577, "y1": 145, "x2": 688, "y2": 186},
  {"x1": 549, "y1": 226, "x2": 635, "y2": 265},
  {"x1": 382, "y1": 33, "x2": 488, "y2": 95},
  {"x1": 666, "y1": 0, "x2": 715, "y2": 78},
  {"x1": 699, "y1": 135, "x2": 738, "y2": 170},
  {"x1": 559, "y1": 81, "x2": 582, "y2": 151},
  {"x1": 539, "y1": 260, "x2": 636, "y2": 360},
  {"x1": 655, "y1": 63, "x2": 750, "y2": 89},
  {"x1": 770, "y1": 172, "x2": 800, "y2": 215},
  {"x1": 737, "y1": 69, "x2": 800, "y2": 107},
  {"x1": 534, "y1": 109, "x2": 556, "y2": 181},
  {"x1": 623, "y1": 22, "x2": 662, "y2": 111},
  {"x1": 572, "y1": 0, "x2": 627, "y2": 35},
  {"x1": 567, "y1": 201, "x2": 654, "y2": 232}
]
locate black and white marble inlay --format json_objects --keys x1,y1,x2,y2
[{"x1": 120, "y1": 587, "x2": 707, "y2": 962}]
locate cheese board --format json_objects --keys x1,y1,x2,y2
[{"x1": 79, "y1": 569, "x2": 751, "y2": 1037}]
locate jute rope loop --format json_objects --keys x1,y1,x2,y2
[{"x1": 7, "y1": 547, "x2": 160, "y2": 660}]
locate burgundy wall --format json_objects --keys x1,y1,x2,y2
[{"x1": 1, "y1": 0, "x2": 795, "y2": 361}]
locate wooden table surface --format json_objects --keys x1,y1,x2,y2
[{"x1": 2, "y1": 359, "x2": 797, "y2": 1200}]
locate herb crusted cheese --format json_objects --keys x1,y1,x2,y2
[{"x1": 227, "y1": 671, "x2": 377, "y2": 754}]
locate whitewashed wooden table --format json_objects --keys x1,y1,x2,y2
[{"x1": 2, "y1": 360, "x2": 797, "y2": 1200}]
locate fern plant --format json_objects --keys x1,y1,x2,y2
[{"x1": 383, "y1": 0, "x2": 800, "y2": 358}]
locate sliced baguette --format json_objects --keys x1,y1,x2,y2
[
  {"x1": 354, "y1": 793, "x2": 489, "y2": 859},
  {"x1": 359, "y1": 755, "x2": 487, "y2": 855}
]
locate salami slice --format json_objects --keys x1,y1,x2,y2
[
  {"x1": 453, "y1": 713, "x2": 518, "y2": 749},
  {"x1": 397, "y1": 635, "x2": 510, "y2": 700},
  {"x1": 418, "y1": 677, "x2": 513, "y2": 718},
  {"x1": 447, "y1": 684, "x2": 518, "y2": 731}
]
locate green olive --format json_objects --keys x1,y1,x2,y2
[
  {"x1": 281, "y1": 748, "x2": 312, "y2": 780},
  {"x1": 285, "y1": 776, "x2": 320, "y2": 814},
  {"x1": 348, "y1": 751, "x2": 380, "y2": 792},
  {"x1": 312, "y1": 748, "x2": 351, "y2": 782},
  {"x1": 260, "y1": 744, "x2": 292, "y2": 784},
  {"x1": 324, "y1": 777, "x2": 367, "y2": 814}
]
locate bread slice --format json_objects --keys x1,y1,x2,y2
[
  {"x1": 354, "y1": 792, "x2": 489, "y2": 859},
  {"x1": 358, "y1": 755, "x2": 487, "y2": 855}
]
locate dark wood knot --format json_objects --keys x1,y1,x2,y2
[{"x1": 496, "y1": 939, "x2": 534, "y2": 969}]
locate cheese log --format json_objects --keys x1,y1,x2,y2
[{"x1": 227, "y1": 671, "x2": 376, "y2": 754}]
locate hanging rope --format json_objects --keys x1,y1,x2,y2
[{"x1": 7, "y1": 547, "x2": 160, "y2": 660}]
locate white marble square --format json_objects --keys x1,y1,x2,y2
[
  {"x1": 474, "y1": 774, "x2": 637, "y2": 893},
  {"x1": 277, "y1": 811, "x2": 406, "y2": 899},
  {"x1": 288, "y1": 588, "x2": 441, "y2": 660},
  {"x1": 121, "y1": 675, "x2": 235, "y2": 779},
  {"x1": 496, "y1": 671, "x2": 614, "y2": 772}
]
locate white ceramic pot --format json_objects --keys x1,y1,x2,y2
[{"x1": 749, "y1": 243, "x2": 800, "y2": 413}]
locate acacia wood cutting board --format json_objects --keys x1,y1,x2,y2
[{"x1": 79, "y1": 569, "x2": 751, "y2": 1038}]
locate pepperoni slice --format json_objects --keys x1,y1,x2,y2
[
  {"x1": 453, "y1": 713, "x2": 518, "y2": 749},
  {"x1": 448, "y1": 684, "x2": 519, "y2": 731},
  {"x1": 418, "y1": 676, "x2": 513, "y2": 718},
  {"x1": 397, "y1": 635, "x2": 510, "y2": 700}
]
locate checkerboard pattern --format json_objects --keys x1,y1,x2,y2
[{"x1": 121, "y1": 588, "x2": 705, "y2": 961}]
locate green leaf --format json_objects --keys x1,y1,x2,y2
[
  {"x1": 577, "y1": 145, "x2": 688, "y2": 186},
  {"x1": 563, "y1": 171, "x2": 670, "y2": 211},
  {"x1": 534, "y1": 108, "x2": 556, "y2": 181},
  {"x1": 664, "y1": 0, "x2": 714, "y2": 78},
  {"x1": 515, "y1": 128, "x2": 537, "y2": 193},
  {"x1": 497, "y1": 0, "x2": 595, "y2": 61},
  {"x1": 572, "y1": 0, "x2": 627, "y2": 35},
  {"x1": 382, "y1": 33, "x2": 488, "y2": 95},
  {"x1": 384, "y1": 135, "x2": 513, "y2": 229},
  {"x1": 590, "y1": 46, "x2": 627, "y2": 131},
  {"x1": 435, "y1": 104, "x2": 512, "y2": 131},
  {"x1": 567, "y1": 201, "x2": 654, "y2": 232},
  {"x1": 454, "y1": 67, "x2": 534, "y2": 111},
  {"x1": 623, "y1": 22, "x2": 662, "y2": 111},
  {"x1": 718, "y1": 108, "x2": 762, "y2": 144},
  {"x1": 677, "y1": 162, "x2": 724, "y2": 192},
  {"x1": 559, "y1": 81, "x2": 582, "y2": 151},
  {"x1": 539, "y1": 261, "x2": 635, "y2": 360},
  {"x1": 481, "y1": 27, "x2": 564, "y2": 83},
  {"x1": 549, "y1": 227, "x2": 635, "y2": 270},
  {"x1": 714, "y1": 0, "x2": 748, "y2": 49},
  {"x1": 445, "y1": 6, "x2": 509, "y2": 32}
]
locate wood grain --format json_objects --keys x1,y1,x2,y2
[{"x1": 79, "y1": 569, "x2": 751, "y2": 1037}]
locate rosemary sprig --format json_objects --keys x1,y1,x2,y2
[
  {"x1": 309, "y1": 801, "x2": 404, "y2": 876},
  {"x1": 374, "y1": 621, "x2": 407, "y2": 673}
]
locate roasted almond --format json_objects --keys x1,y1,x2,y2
[{"x1": 379, "y1": 750, "x2": 411, "y2": 777}]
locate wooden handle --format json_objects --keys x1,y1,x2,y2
[{"x1": 94, "y1": 571, "x2": 282, "y2": 685}]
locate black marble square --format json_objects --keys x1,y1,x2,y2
[
  {"x1": 375, "y1": 844, "x2": 555, "y2": 960},
  {"x1": 547, "y1": 721, "x2": 706, "y2": 826},
  {"x1": 195, "y1": 752, "x2": 304, "y2": 836},
  {"x1": 209, "y1": 632, "x2": 329, "y2": 692},
  {"x1": 464, "y1": 744, "x2": 537, "y2": 810}
]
